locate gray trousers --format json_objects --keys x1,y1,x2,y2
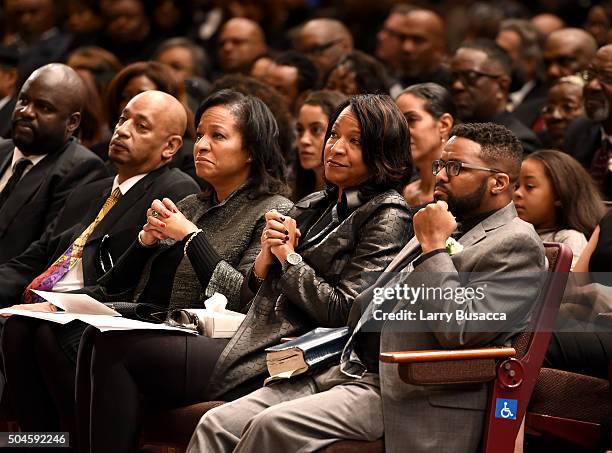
[{"x1": 187, "y1": 365, "x2": 382, "y2": 453}]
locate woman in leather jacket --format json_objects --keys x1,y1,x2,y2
[{"x1": 76, "y1": 93, "x2": 415, "y2": 453}]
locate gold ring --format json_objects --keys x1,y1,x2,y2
[{"x1": 151, "y1": 210, "x2": 159, "y2": 218}]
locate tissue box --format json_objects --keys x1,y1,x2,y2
[
  {"x1": 182, "y1": 293, "x2": 246, "y2": 338},
  {"x1": 198, "y1": 309, "x2": 245, "y2": 338}
]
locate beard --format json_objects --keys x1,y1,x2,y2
[
  {"x1": 585, "y1": 93, "x2": 610, "y2": 122},
  {"x1": 435, "y1": 179, "x2": 488, "y2": 220}
]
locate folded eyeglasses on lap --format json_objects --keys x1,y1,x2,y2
[{"x1": 432, "y1": 159, "x2": 503, "y2": 177}]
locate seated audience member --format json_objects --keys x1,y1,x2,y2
[
  {"x1": 450, "y1": 40, "x2": 541, "y2": 153},
  {"x1": 65, "y1": 0, "x2": 104, "y2": 46},
  {"x1": 325, "y1": 50, "x2": 392, "y2": 96},
  {"x1": 216, "y1": 18, "x2": 267, "y2": 76},
  {"x1": 259, "y1": 51, "x2": 318, "y2": 114},
  {"x1": 564, "y1": 44, "x2": 612, "y2": 200},
  {"x1": 496, "y1": 19, "x2": 547, "y2": 130},
  {"x1": 396, "y1": 83, "x2": 455, "y2": 206},
  {"x1": 0, "y1": 90, "x2": 199, "y2": 307},
  {"x1": 76, "y1": 94, "x2": 413, "y2": 453},
  {"x1": 3, "y1": 89, "x2": 291, "y2": 448},
  {"x1": 66, "y1": 46, "x2": 123, "y2": 103},
  {"x1": 375, "y1": 6, "x2": 449, "y2": 90},
  {"x1": 154, "y1": 37, "x2": 212, "y2": 113},
  {"x1": 0, "y1": 63, "x2": 106, "y2": 265},
  {"x1": 538, "y1": 75, "x2": 586, "y2": 149},
  {"x1": 293, "y1": 18, "x2": 353, "y2": 83},
  {"x1": 585, "y1": 3, "x2": 612, "y2": 47},
  {"x1": 545, "y1": 209, "x2": 612, "y2": 379},
  {"x1": 543, "y1": 28, "x2": 597, "y2": 82},
  {"x1": 188, "y1": 123, "x2": 545, "y2": 453},
  {"x1": 0, "y1": 91, "x2": 199, "y2": 434},
  {"x1": 514, "y1": 150, "x2": 604, "y2": 269},
  {"x1": 0, "y1": 45, "x2": 19, "y2": 138},
  {"x1": 294, "y1": 90, "x2": 347, "y2": 201},
  {"x1": 100, "y1": 61, "x2": 199, "y2": 185}
]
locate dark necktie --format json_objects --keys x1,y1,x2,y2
[{"x1": 0, "y1": 158, "x2": 32, "y2": 209}]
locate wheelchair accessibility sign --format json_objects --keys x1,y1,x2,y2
[{"x1": 495, "y1": 398, "x2": 517, "y2": 420}]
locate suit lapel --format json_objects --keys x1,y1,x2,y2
[
  {"x1": 0, "y1": 145, "x2": 12, "y2": 177},
  {"x1": 0, "y1": 151, "x2": 58, "y2": 236},
  {"x1": 385, "y1": 237, "x2": 421, "y2": 273}
]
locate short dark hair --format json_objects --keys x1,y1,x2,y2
[
  {"x1": 106, "y1": 61, "x2": 184, "y2": 126},
  {"x1": 499, "y1": 19, "x2": 541, "y2": 60},
  {"x1": 400, "y1": 83, "x2": 457, "y2": 120},
  {"x1": 154, "y1": 37, "x2": 210, "y2": 78},
  {"x1": 274, "y1": 51, "x2": 318, "y2": 94},
  {"x1": 450, "y1": 122, "x2": 522, "y2": 181},
  {"x1": 324, "y1": 94, "x2": 412, "y2": 192},
  {"x1": 459, "y1": 39, "x2": 513, "y2": 76},
  {"x1": 527, "y1": 150, "x2": 604, "y2": 236},
  {"x1": 330, "y1": 51, "x2": 392, "y2": 95},
  {"x1": 302, "y1": 90, "x2": 348, "y2": 118},
  {"x1": 195, "y1": 89, "x2": 289, "y2": 199}
]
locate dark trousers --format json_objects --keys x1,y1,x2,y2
[
  {"x1": 75, "y1": 326, "x2": 229, "y2": 453},
  {"x1": 1, "y1": 317, "x2": 77, "y2": 447},
  {"x1": 544, "y1": 330, "x2": 612, "y2": 379}
]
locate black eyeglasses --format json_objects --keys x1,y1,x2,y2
[
  {"x1": 450, "y1": 69, "x2": 503, "y2": 86},
  {"x1": 432, "y1": 159, "x2": 502, "y2": 177},
  {"x1": 302, "y1": 39, "x2": 343, "y2": 56}
]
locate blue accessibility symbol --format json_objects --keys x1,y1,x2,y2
[{"x1": 495, "y1": 398, "x2": 517, "y2": 420}]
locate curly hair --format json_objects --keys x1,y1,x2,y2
[
  {"x1": 526, "y1": 150, "x2": 604, "y2": 236},
  {"x1": 195, "y1": 89, "x2": 289, "y2": 199},
  {"x1": 323, "y1": 94, "x2": 412, "y2": 193},
  {"x1": 450, "y1": 122, "x2": 522, "y2": 181}
]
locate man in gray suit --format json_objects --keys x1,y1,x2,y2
[{"x1": 187, "y1": 123, "x2": 546, "y2": 453}]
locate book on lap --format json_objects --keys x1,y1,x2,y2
[{"x1": 264, "y1": 326, "x2": 350, "y2": 383}]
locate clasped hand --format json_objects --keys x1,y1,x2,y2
[
  {"x1": 260, "y1": 209, "x2": 301, "y2": 265},
  {"x1": 140, "y1": 198, "x2": 199, "y2": 246},
  {"x1": 413, "y1": 200, "x2": 457, "y2": 254}
]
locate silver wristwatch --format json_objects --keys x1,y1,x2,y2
[{"x1": 282, "y1": 252, "x2": 303, "y2": 272}]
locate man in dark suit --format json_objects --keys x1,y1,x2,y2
[
  {"x1": 0, "y1": 90, "x2": 199, "y2": 307},
  {"x1": 188, "y1": 123, "x2": 546, "y2": 453},
  {"x1": 0, "y1": 90, "x2": 199, "y2": 435},
  {"x1": 496, "y1": 19, "x2": 548, "y2": 130},
  {"x1": 0, "y1": 63, "x2": 107, "y2": 265},
  {"x1": 450, "y1": 40, "x2": 541, "y2": 154},
  {"x1": 0, "y1": 46, "x2": 19, "y2": 138},
  {"x1": 563, "y1": 44, "x2": 612, "y2": 200}
]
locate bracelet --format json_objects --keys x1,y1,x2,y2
[
  {"x1": 183, "y1": 229, "x2": 203, "y2": 256},
  {"x1": 252, "y1": 267, "x2": 266, "y2": 284},
  {"x1": 138, "y1": 231, "x2": 158, "y2": 248}
]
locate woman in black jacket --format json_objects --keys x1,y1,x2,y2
[{"x1": 76, "y1": 94, "x2": 415, "y2": 453}]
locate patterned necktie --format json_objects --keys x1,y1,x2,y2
[
  {"x1": 591, "y1": 139, "x2": 611, "y2": 187},
  {"x1": 0, "y1": 158, "x2": 32, "y2": 209},
  {"x1": 23, "y1": 188, "x2": 122, "y2": 303}
]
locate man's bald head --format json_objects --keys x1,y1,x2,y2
[
  {"x1": 294, "y1": 18, "x2": 353, "y2": 75},
  {"x1": 109, "y1": 90, "x2": 186, "y2": 181},
  {"x1": 398, "y1": 8, "x2": 445, "y2": 77},
  {"x1": 544, "y1": 28, "x2": 597, "y2": 81},
  {"x1": 218, "y1": 18, "x2": 267, "y2": 73},
  {"x1": 531, "y1": 13, "x2": 565, "y2": 38},
  {"x1": 12, "y1": 63, "x2": 86, "y2": 155}
]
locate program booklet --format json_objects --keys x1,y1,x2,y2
[{"x1": 264, "y1": 326, "x2": 350, "y2": 383}]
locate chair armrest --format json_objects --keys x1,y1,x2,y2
[
  {"x1": 379, "y1": 347, "x2": 516, "y2": 363},
  {"x1": 379, "y1": 347, "x2": 516, "y2": 386}
]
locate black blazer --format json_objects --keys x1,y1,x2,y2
[
  {"x1": 562, "y1": 117, "x2": 601, "y2": 168},
  {"x1": 0, "y1": 165, "x2": 199, "y2": 306},
  {"x1": 513, "y1": 80, "x2": 547, "y2": 129},
  {"x1": 0, "y1": 137, "x2": 108, "y2": 264},
  {"x1": 0, "y1": 96, "x2": 16, "y2": 138}
]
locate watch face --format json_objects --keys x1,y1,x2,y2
[{"x1": 287, "y1": 252, "x2": 302, "y2": 265}]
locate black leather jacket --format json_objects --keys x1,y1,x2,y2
[{"x1": 206, "y1": 188, "x2": 413, "y2": 399}]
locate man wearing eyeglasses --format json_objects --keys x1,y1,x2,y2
[
  {"x1": 188, "y1": 123, "x2": 546, "y2": 453},
  {"x1": 293, "y1": 18, "x2": 353, "y2": 81},
  {"x1": 450, "y1": 40, "x2": 541, "y2": 154},
  {"x1": 563, "y1": 44, "x2": 612, "y2": 200}
]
